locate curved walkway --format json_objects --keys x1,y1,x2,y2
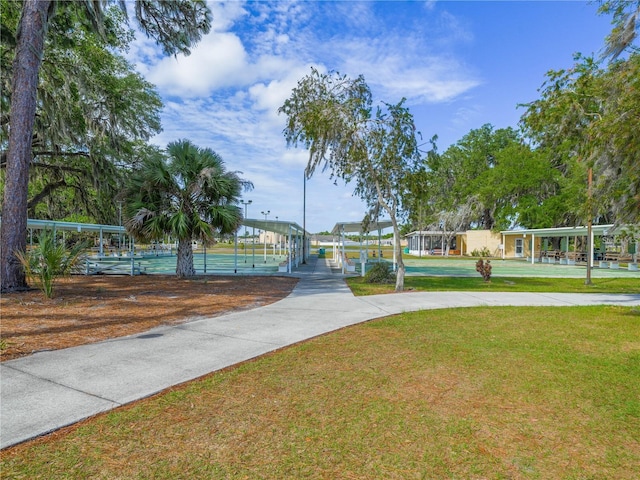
[{"x1": 2, "y1": 255, "x2": 639, "y2": 449}]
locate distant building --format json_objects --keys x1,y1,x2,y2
[{"x1": 406, "y1": 224, "x2": 638, "y2": 263}]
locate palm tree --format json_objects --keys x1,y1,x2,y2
[
  {"x1": 1, "y1": 0, "x2": 211, "y2": 292},
  {"x1": 123, "y1": 140, "x2": 252, "y2": 277}
]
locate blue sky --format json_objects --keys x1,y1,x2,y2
[{"x1": 127, "y1": 1, "x2": 613, "y2": 233}]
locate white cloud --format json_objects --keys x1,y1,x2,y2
[
  {"x1": 337, "y1": 34, "x2": 481, "y2": 103},
  {"x1": 451, "y1": 104, "x2": 483, "y2": 128},
  {"x1": 208, "y1": 1, "x2": 249, "y2": 31},
  {"x1": 145, "y1": 32, "x2": 249, "y2": 96}
]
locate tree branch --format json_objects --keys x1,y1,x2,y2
[{"x1": 27, "y1": 179, "x2": 68, "y2": 211}]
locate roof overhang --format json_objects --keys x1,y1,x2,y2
[
  {"x1": 500, "y1": 224, "x2": 627, "y2": 237},
  {"x1": 242, "y1": 218, "x2": 307, "y2": 236},
  {"x1": 331, "y1": 220, "x2": 394, "y2": 236},
  {"x1": 405, "y1": 230, "x2": 465, "y2": 237},
  {"x1": 7, "y1": 218, "x2": 307, "y2": 237},
  {"x1": 18, "y1": 218, "x2": 125, "y2": 234}
]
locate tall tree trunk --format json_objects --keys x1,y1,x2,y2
[
  {"x1": 391, "y1": 215, "x2": 405, "y2": 292},
  {"x1": 1, "y1": 0, "x2": 52, "y2": 292},
  {"x1": 176, "y1": 237, "x2": 196, "y2": 277}
]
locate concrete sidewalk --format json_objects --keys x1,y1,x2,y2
[{"x1": 2, "y1": 255, "x2": 639, "y2": 449}]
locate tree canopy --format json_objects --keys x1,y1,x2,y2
[
  {"x1": 407, "y1": 3, "x2": 640, "y2": 236},
  {"x1": 1, "y1": 3, "x2": 162, "y2": 223},
  {"x1": 1, "y1": 0, "x2": 212, "y2": 292},
  {"x1": 280, "y1": 68, "x2": 422, "y2": 291},
  {"x1": 520, "y1": 53, "x2": 640, "y2": 226},
  {"x1": 123, "y1": 139, "x2": 251, "y2": 277}
]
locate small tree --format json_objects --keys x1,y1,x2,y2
[
  {"x1": 15, "y1": 229, "x2": 86, "y2": 298},
  {"x1": 279, "y1": 68, "x2": 423, "y2": 291}
]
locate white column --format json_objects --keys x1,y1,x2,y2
[
  {"x1": 234, "y1": 231, "x2": 238, "y2": 273},
  {"x1": 341, "y1": 226, "x2": 346, "y2": 274},
  {"x1": 252, "y1": 227, "x2": 256, "y2": 268},
  {"x1": 263, "y1": 229, "x2": 267, "y2": 263},
  {"x1": 287, "y1": 225, "x2": 292, "y2": 273},
  {"x1": 531, "y1": 234, "x2": 536, "y2": 264}
]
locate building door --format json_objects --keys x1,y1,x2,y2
[{"x1": 515, "y1": 238, "x2": 524, "y2": 257}]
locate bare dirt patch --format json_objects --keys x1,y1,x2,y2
[{"x1": 0, "y1": 275, "x2": 298, "y2": 361}]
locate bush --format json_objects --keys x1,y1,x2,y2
[
  {"x1": 364, "y1": 262, "x2": 395, "y2": 284},
  {"x1": 475, "y1": 259, "x2": 492, "y2": 282},
  {"x1": 471, "y1": 247, "x2": 491, "y2": 257},
  {"x1": 15, "y1": 229, "x2": 87, "y2": 298}
]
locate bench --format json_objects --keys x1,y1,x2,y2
[
  {"x1": 619, "y1": 253, "x2": 634, "y2": 263},
  {"x1": 602, "y1": 252, "x2": 635, "y2": 269},
  {"x1": 342, "y1": 254, "x2": 356, "y2": 273},
  {"x1": 541, "y1": 250, "x2": 560, "y2": 263},
  {"x1": 85, "y1": 258, "x2": 145, "y2": 275},
  {"x1": 562, "y1": 251, "x2": 586, "y2": 264}
]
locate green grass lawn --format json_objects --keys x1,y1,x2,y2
[
  {"x1": 3, "y1": 306, "x2": 639, "y2": 479},
  {"x1": 347, "y1": 275, "x2": 640, "y2": 295}
]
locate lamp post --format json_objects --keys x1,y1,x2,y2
[
  {"x1": 240, "y1": 199, "x2": 252, "y2": 262},
  {"x1": 275, "y1": 216, "x2": 279, "y2": 256},
  {"x1": 261, "y1": 210, "x2": 270, "y2": 263},
  {"x1": 302, "y1": 170, "x2": 307, "y2": 264}
]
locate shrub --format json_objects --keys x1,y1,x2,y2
[
  {"x1": 471, "y1": 247, "x2": 491, "y2": 257},
  {"x1": 15, "y1": 229, "x2": 87, "y2": 298},
  {"x1": 364, "y1": 261, "x2": 395, "y2": 284},
  {"x1": 475, "y1": 259, "x2": 492, "y2": 282}
]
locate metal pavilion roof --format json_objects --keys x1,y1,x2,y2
[
  {"x1": 241, "y1": 218, "x2": 307, "y2": 236},
  {"x1": 500, "y1": 224, "x2": 622, "y2": 237},
  {"x1": 12, "y1": 218, "x2": 306, "y2": 237},
  {"x1": 331, "y1": 220, "x2": 394, "y2": 236},
  {"x1": 20, "y1": 218, "x2": 125, "y2": 234},
  {"x1": 405, "y1": 230, "x2": 465, "y2": 237}
]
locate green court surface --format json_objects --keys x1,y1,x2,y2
[
  {"x1": 90, "y1": 251, "x2": 640, "y2": 279},
  {"x1": 399, "y1": 257, "x2": 640, "y2": 279},
  {"x1": 88, "y1": 252, "x2": 288, "y2": 275}
]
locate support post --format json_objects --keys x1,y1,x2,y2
[
  {"x1": 234, "y1": 231, "x2": 238, "y2": 273},
  {"x1": 585, "y1": 167, "x2": 593, "y2": 285},
  {"x1": 531, "y1": 234, "x2": 536, "y2": 264},
  {"x1": 287, "y1": 224, "x2": 292, "y2": 273}
]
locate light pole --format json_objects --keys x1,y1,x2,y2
[
  {"x1": 302, "y1": 170, "x2": 307, "y2": 264},
  {"x1": 241, "y1": 199, "x2": 252, "y2": 262},
  {"x1": 261, "y1": 210, "x2": 270, "y2": 263},
  {"x1": 275, "y1": 216, "x2": 279, "y2": 256}
]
